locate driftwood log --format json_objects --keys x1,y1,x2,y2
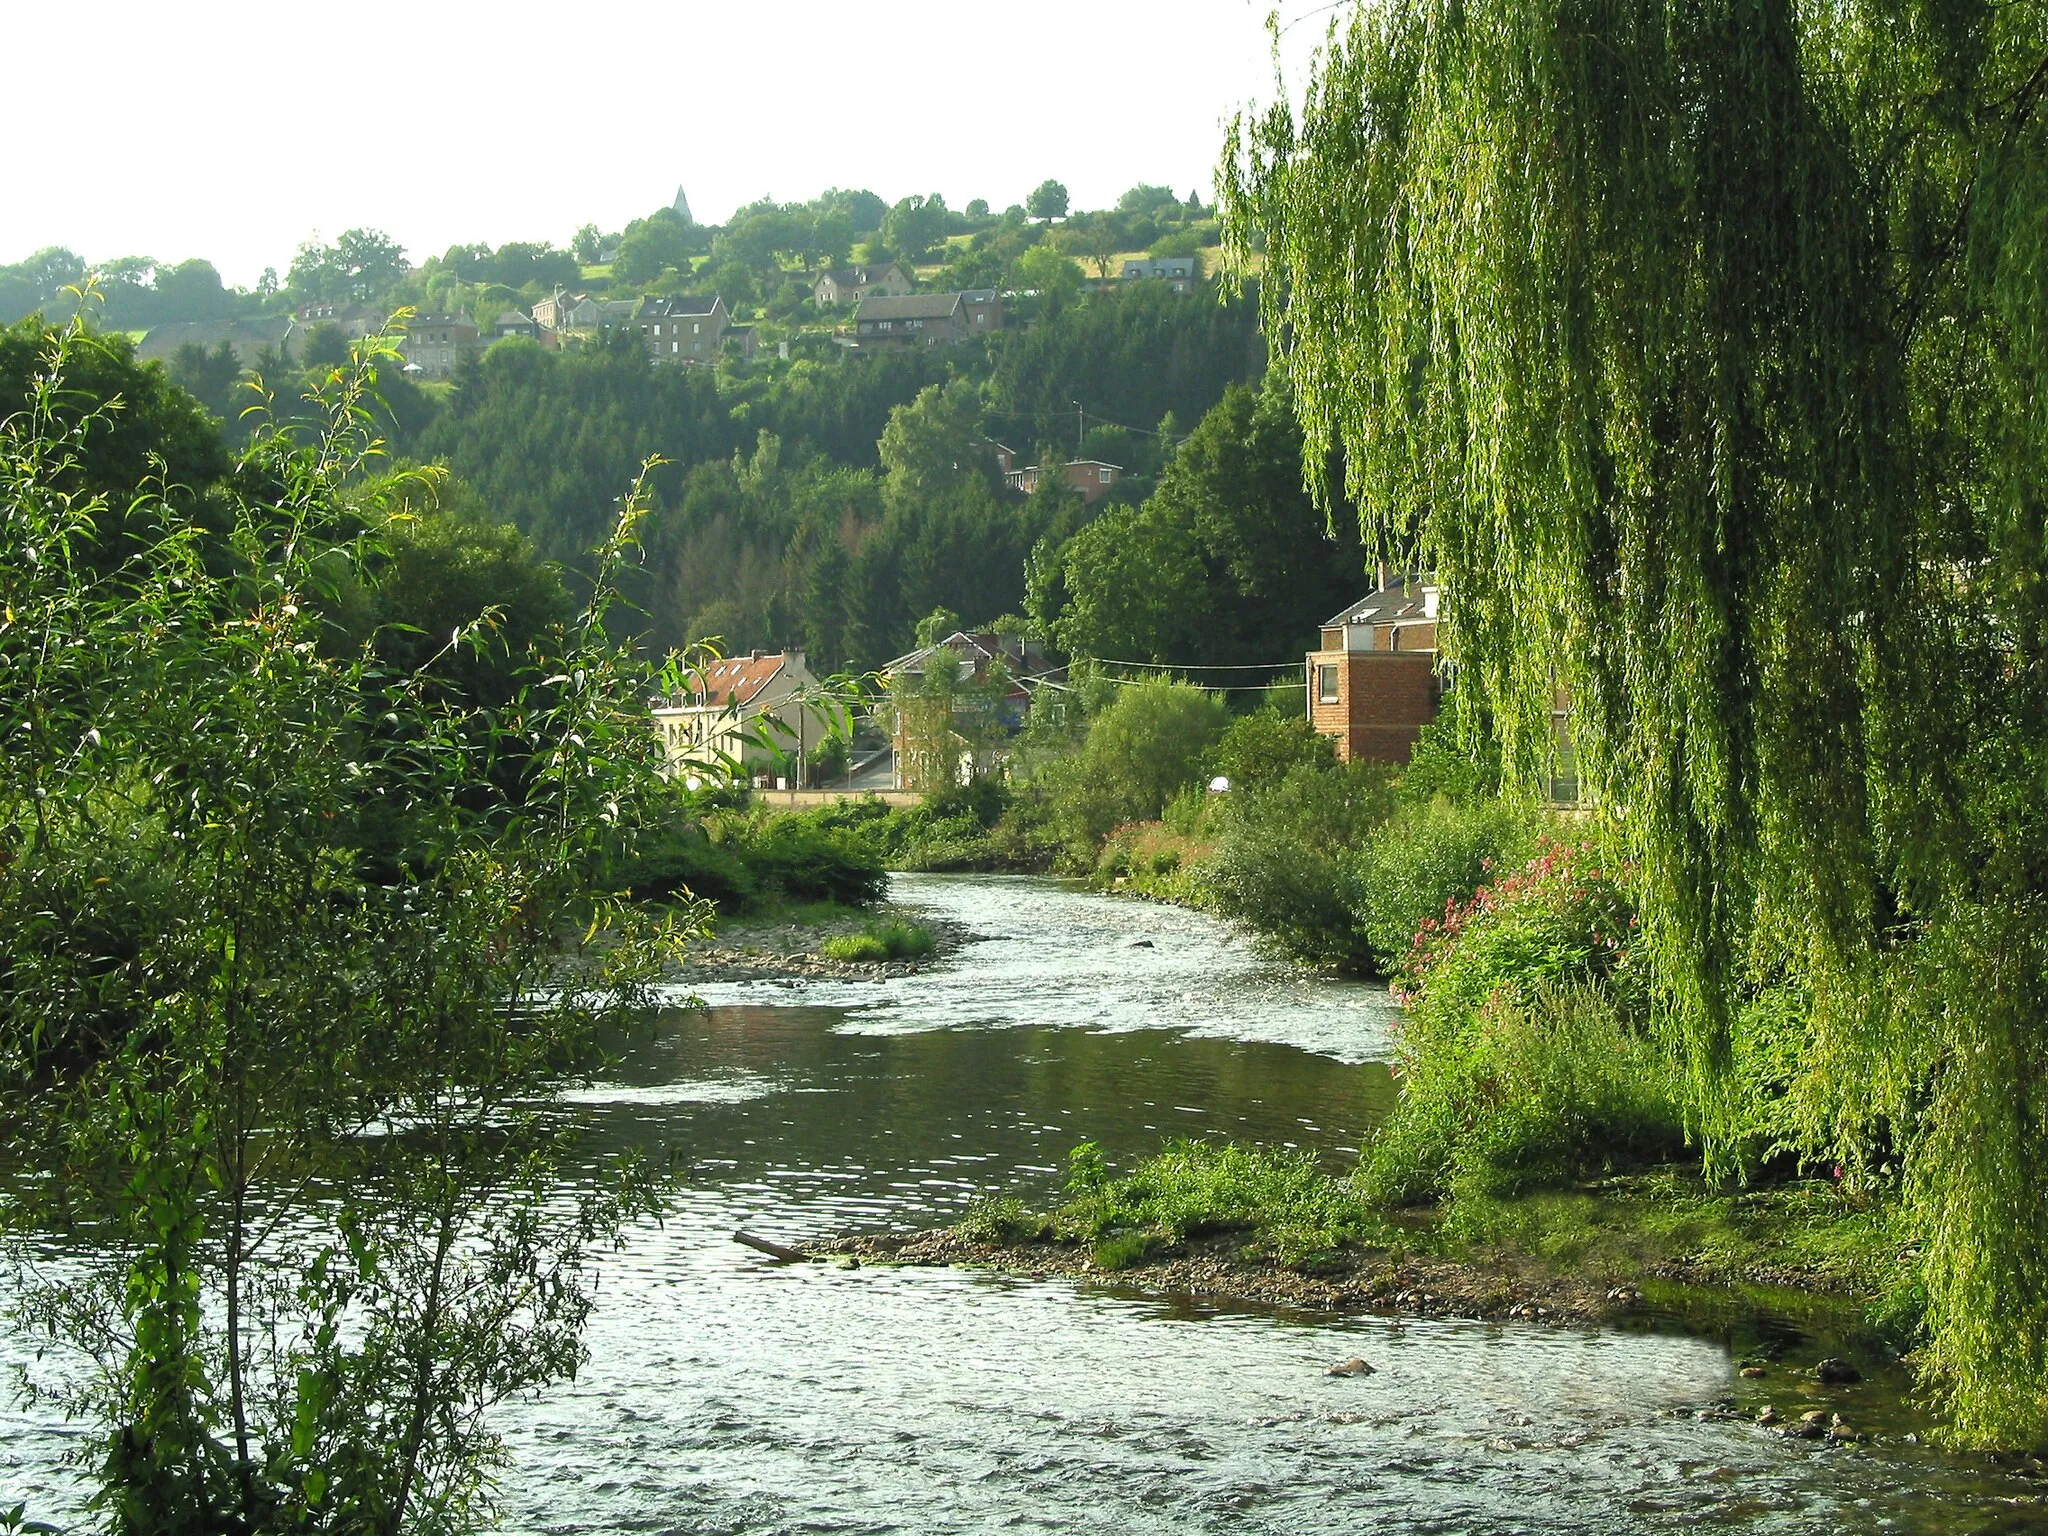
[{"x1": 733, "y1": 1230, "x2": 809, "y2": 1263}]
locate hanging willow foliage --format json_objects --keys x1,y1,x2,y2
[{"x1": 1221, "y1": 0, "x2": 2048, "y2": 1444}]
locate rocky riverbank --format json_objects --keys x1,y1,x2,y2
[
  {"x1": 810, "y1": 1225, "x2": 1636, "y2": 1325},
  {"x1": 795, "y1": 1222, "x2": 1957, "y2": 1452},
  {"x1": 676, "y1": 904, "x2": 981, "y2": 983}
]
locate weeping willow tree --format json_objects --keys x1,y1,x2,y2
[{"x1": 1221, "y1": 0, "x2": 2048, "y2": 1444}]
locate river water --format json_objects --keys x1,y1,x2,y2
[{"x1": 3, "y1": 875, "x2": 2039, "y2": 1532}]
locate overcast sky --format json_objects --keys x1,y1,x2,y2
[{"x1": 3, "y1": 0, "x2": 1335, "y2": 287}]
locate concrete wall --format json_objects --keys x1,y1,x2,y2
[{"x1": 750, "y1": 789, "x2": 924, "y2": 810}]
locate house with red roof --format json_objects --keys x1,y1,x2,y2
[{"x1": 649, "y1": 649, "x2": 828, "y2": 785}]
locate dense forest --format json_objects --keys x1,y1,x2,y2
[{"x1": 1, "y1": 179, "x2": 1364, "y2": 674}]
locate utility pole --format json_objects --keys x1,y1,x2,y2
[{"x1": 1070, "y1": 399, "x2": 1084, "y2": 459}]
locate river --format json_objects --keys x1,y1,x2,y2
[{"x1": 3, "y1": 874, "x2": 2038, "y2": 1532}]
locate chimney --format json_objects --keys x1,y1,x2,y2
[
  {"x1": 1377, "y1": 560, "x2": 1391, "y2": 592},
  {"x1": 750, "y1": 649, "x2": 764, "y2": 661}
]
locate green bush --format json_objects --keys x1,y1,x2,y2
[
  {"x1": 1207, "y1": 708, "x2": 1335, "y2": 788},
  {"x1": 958, "y1": 1195, "x2": 1053, "y2": 1245},
  {"x1": 727, "y1": 810, "x2": 888, "y2": 907},
  {"x1": 612, "y1": 798, "x2": 887, "y2": 912},
  {"x1": 1201, "y1": 760, "x2": 1400, "y2": 970},
  {"x1": 1360, "y1": 984, "x2": 1689, "y2": 1206},
  {"x1": 1055, "y1": 1139, "x2": 1394, "y2": 1269},
  {"x1": 1202, "y1": 831, "x2": 1368, "y2": 969},
  {"x1": 1090, "y1": 1231, "x2": 1163, "y2": 1270},
  {"x1": 822, "y1": 933, "x2": 890, "y2": 962},
  {"x1": 609, "y1": 821, "x2": 758, "y2": 909},
  {"x1": 1045, "y1": 679, "x2": 1228, "y2": 860},
  {"x1": 1396, "y1": 690, "x2": 1502, "y2": 804},
  {"x1": 1361, "y1": 840, "x2": 1681, "y2": 1205},
  {"x1": 1352, "y1": 796, "x2": 1537, "y2": 971},
  {"x1": 821, "y1": 920, "x2": 935, "y2": 963}
]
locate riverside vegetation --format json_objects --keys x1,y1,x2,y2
[
  {"x1": 764, "y1": 675, "x2": 1942, "y2": 1437},
  {"x1": 0, "y1": 316, "x2": 716, "y2": 1533},
  {"x1": 1209, "y1": 0, "x2": 2048, "y2": 1453},
  {"x1": 7, "y1": 6, "x2": 2047, "y2": 1503}
]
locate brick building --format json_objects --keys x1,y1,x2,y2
[
  {"x1": 960, "y1": 287, "x2": 1005, "y2": 333},
  {"x1": 1002, "y1": 457, "x2": 1123, "y2": 505},
  {"x1": 1306, "y1": 576, "x2": 1442, "y2": 763}
]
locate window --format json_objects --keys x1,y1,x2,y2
[
  {"x1": 1317, "y1": 664, "x2": 1340, "y2": 705},
  {"x1": 1098, "y1": 467, "x2": 1112, "y2": 484},
  {"x1": 693, "y1": 322, "x2": 701, "y2": 334},
  {"x1": 670, "y1": 341, "x2": 678, "y2": 353},
  {"x1": 653, "y1": 323, "x2": 662, "y2": 336}
]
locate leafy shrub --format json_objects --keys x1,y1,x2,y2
[
  {"x1": 958, "y1": 1195, "x2": 1052, "y2": 1245},
  {"x1": 1361, "y1": 840, "x2": 1681, "y2": 1205},
  {"x1": 613, "y1": 799, "x2": 887, "y2": 911},
  {"x1": 727, "y1": 811, "x2": 888, "y2": 907},
  {"x1": 1352, "y1": 796, "x2": 1537, "y2": 970},
  {"x1": 1202, "y1": 830, "x2": 1367, "y2": 968},
  {"x1": 872, "y1": 920, "x2": 935, "y2": 957},
  {"x1": 1045, "y1": 680, "x2": 1228, "y2": 859},
  {"x1": 1396, "y1": 690, "x2": 1502, "y2": 804},
  {"x1": 1360, "y1": 984, "x2": 1689, "y2": 1205},
  {"x1": 1396, "y1": 837, "x2": 1640, "y2": 1005},
  {"x1": 1201, "y1": 761, "x2": 1399, "y2": 969},
  {"x1": 822, "y1": 933, "x2": 890, "y2": 962},
  {"x1": 1091, "y1": 1231, "x2": 1163, "y2": 1270},
  {"x1": 1207, "y1": 708, "x2": 1335, "y2": 788},
  {"x1": 1091, "y1": 819, "x2": 1211, "y2": 900},
  {"x1": 608, "y1": 821, "x2": 758, "y2": 909}
]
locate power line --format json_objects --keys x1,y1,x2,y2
[
  {"x1": 978, "y1": 407, "x2": 1187, "y2": 443},
  {"x1": 1089, "y1": 657, "x2": 1302, "y2": 672}
]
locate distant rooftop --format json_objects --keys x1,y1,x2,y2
[{"x1": 857, "y1": 292, "x2": 964, "y2": 321}]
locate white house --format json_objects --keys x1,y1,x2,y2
[{"x1": 649, "y1": 649, "x2": 828, "y2": 784}]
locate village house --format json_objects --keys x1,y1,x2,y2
[
  {"x1": 881, "y1": 631, "x2": 1060, "y2": 790},
  {"x1": 491, "y1": 310, "x2": 542, "y2": 341},
  {"x1": 397, "y1": 313, "x2": 479, "y2": 377},
  {"x1": 724, "y1": 323, "x2": 762, "y2": 362},
  {"x1": 812, "y1": 262, "x2": 914, "y2": 306},
  {"x1": 291, "y1": 301, "x2": 380, "y2": 336},
  {"x1": 648, "y1": 649, "x2": 826, "y2": 784},
  {"x1": 530, "y1": 290, "x2": 591, "y2": 331},
  {"x1": 960, "y1": 287, "x2": 1004, "y2": 333},
  {"x1": 1003, "y1": 457, "x2": 1124, "y2": 505},
  {"x1": 635, "y1": 294, "x2": 728, "y2": 363},
  {"x1": 1121, "y1": 256, "x2": 1200, "y2": 293},
  {"x1": 853, "y1": 292, "x2": 977, "y2": 347},
  {"x1": 1306, "y1": 573, "x2": 1443, "y2": 764},
  {"x1": 1306, "y1": 573, "x2": 1583, "y2": 796}
]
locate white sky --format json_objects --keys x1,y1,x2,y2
[{"x1": 3, "y1": 0, "x2": 1336, "y2": 288}]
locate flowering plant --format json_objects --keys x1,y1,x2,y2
[{"x1": 1394, "y1": 838, "x2": 1639, "y2": 1009}]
